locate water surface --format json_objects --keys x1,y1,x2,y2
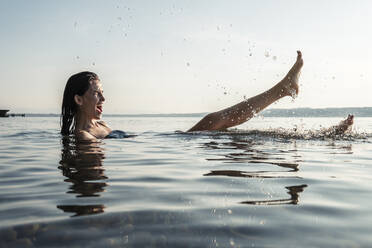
[{"x1": 1, "y1": 116, "x2": 372, "y2": 247}]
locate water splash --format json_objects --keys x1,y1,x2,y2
[
  {"x1": 289, "y1": 88, "x2": 298, "y2": 101},
  {"x1": 185, "y1": 128, "x2": 368, "y2": 142}
]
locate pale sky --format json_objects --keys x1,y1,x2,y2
[{"x1": 0, "y1": 0, "x2": 371, "y2": 114}]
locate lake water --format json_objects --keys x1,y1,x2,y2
[{"x1": 1, "y1": 115, "x2": 372, "y2": 247}]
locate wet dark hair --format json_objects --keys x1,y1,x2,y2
[{"x1": 61, "y1": 71, "x2": 99, "y2": 135}]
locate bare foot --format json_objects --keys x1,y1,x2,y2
[
  {"x1": 332, "y1": 114, "x2": 354, "y2": 135},
  {"x1": 280, "y1": 51, "x2": 303, "y2": 97}
]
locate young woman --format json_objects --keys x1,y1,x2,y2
[
  {"x1": 60, "y1": 51, "x2": 353, "y2": 140},
  {"x1": 61, "y1": 71, "x2": 112, "y2": 140}
]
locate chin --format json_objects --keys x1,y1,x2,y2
[{"x1": 94, "y1": 113, "x2": 102, "y2": 120}]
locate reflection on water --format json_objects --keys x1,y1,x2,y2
[
  {"x1": 241, "y1": 184, "x2": 307, "y2": 205},
  {"x1": 204, "y1": 169, "x2": 300, "y2": 179},
  {"x1": 327, "y1": 143, "x2": 353, "y2": 154},
  {"x1": 58, "y1": 137, "x2": 107, "y2": 216},
  {"x1": 57, "y1": 204, "x2": 105, "y2": 217},
  {"x1": 201, "y1": 134, "x2": 306, "y2": 205}
]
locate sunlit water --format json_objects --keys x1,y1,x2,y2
[{"x1": 1, "y1": 116, "x2": 372, "y2": 247}]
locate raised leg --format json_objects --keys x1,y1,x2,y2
[{"x1": 188, "y1": 51, "x2": 304, "y2": 132}]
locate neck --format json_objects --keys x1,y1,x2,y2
[{"x1": 74, "y1": 112, "x2": 98, "y2": 131}]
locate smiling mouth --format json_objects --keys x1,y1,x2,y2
[{"x1": 96, "y1": 105, "x2": 103, "y2": 113}]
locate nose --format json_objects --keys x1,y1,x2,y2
[{"x1": 100, "y1": 92, "x2": 105, "y2": 102}]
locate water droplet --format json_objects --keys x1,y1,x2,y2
[
  {"x1": 230, "y1": 239, "x2": 235, "y2": 246},
  {"x1": 123, "y1": 235, "x2": 128, "y2": 244},
  {"x1": 290, "y1": 89, "x2": 297, "y2": 101}
]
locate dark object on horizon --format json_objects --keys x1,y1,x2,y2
[
  {"x1": 0, "y1": 110, "x2": 25, "y2": 117},
  {"x1": 9, "y1": 113, "x2": 25, "y2": 117},
  {"x1": 0, "y1": 110, "x2": 9, "y2": 117}
]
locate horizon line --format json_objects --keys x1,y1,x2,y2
[{"x1": 7, "y1": 106, "x2": 372, "y2": 116}]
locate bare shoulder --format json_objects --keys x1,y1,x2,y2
[
  {"x1": 98, "y1": 120, "x2": 110, "y2": 128},
  {"x1": 75, "y1": 130, "x2": 96, "y2": 141},
  {"x1": 97, "y1": 121, "x2": 112, "y2": 134}
]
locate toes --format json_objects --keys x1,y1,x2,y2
[
  {"x1": 345, "y1": 114, "x2": 354, "y2": 125},
  {"x1": 296, "y1": 50, "x2": 302, "y2": 59},
  {"x1": 348, "y1": 114, "x2": 354, "y2": 124}
]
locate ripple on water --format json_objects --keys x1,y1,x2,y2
[{"x1": 1, "y1": 117, "x2": 372, "y2": 247}]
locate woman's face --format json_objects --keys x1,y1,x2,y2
[{"x1": 78, "y1": 80, "x2": 105, "y2": 120}]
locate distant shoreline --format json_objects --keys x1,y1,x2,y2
[
  {"x1": 261, "y1": 107, "x2": 372, "y2": 117},
  {"x1": 12, "y1": 107, "x2": 372, "y2": 118}
]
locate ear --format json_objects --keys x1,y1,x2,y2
[{"x1": 74, "y1": 94, "x2": 83, "y2": 106}]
